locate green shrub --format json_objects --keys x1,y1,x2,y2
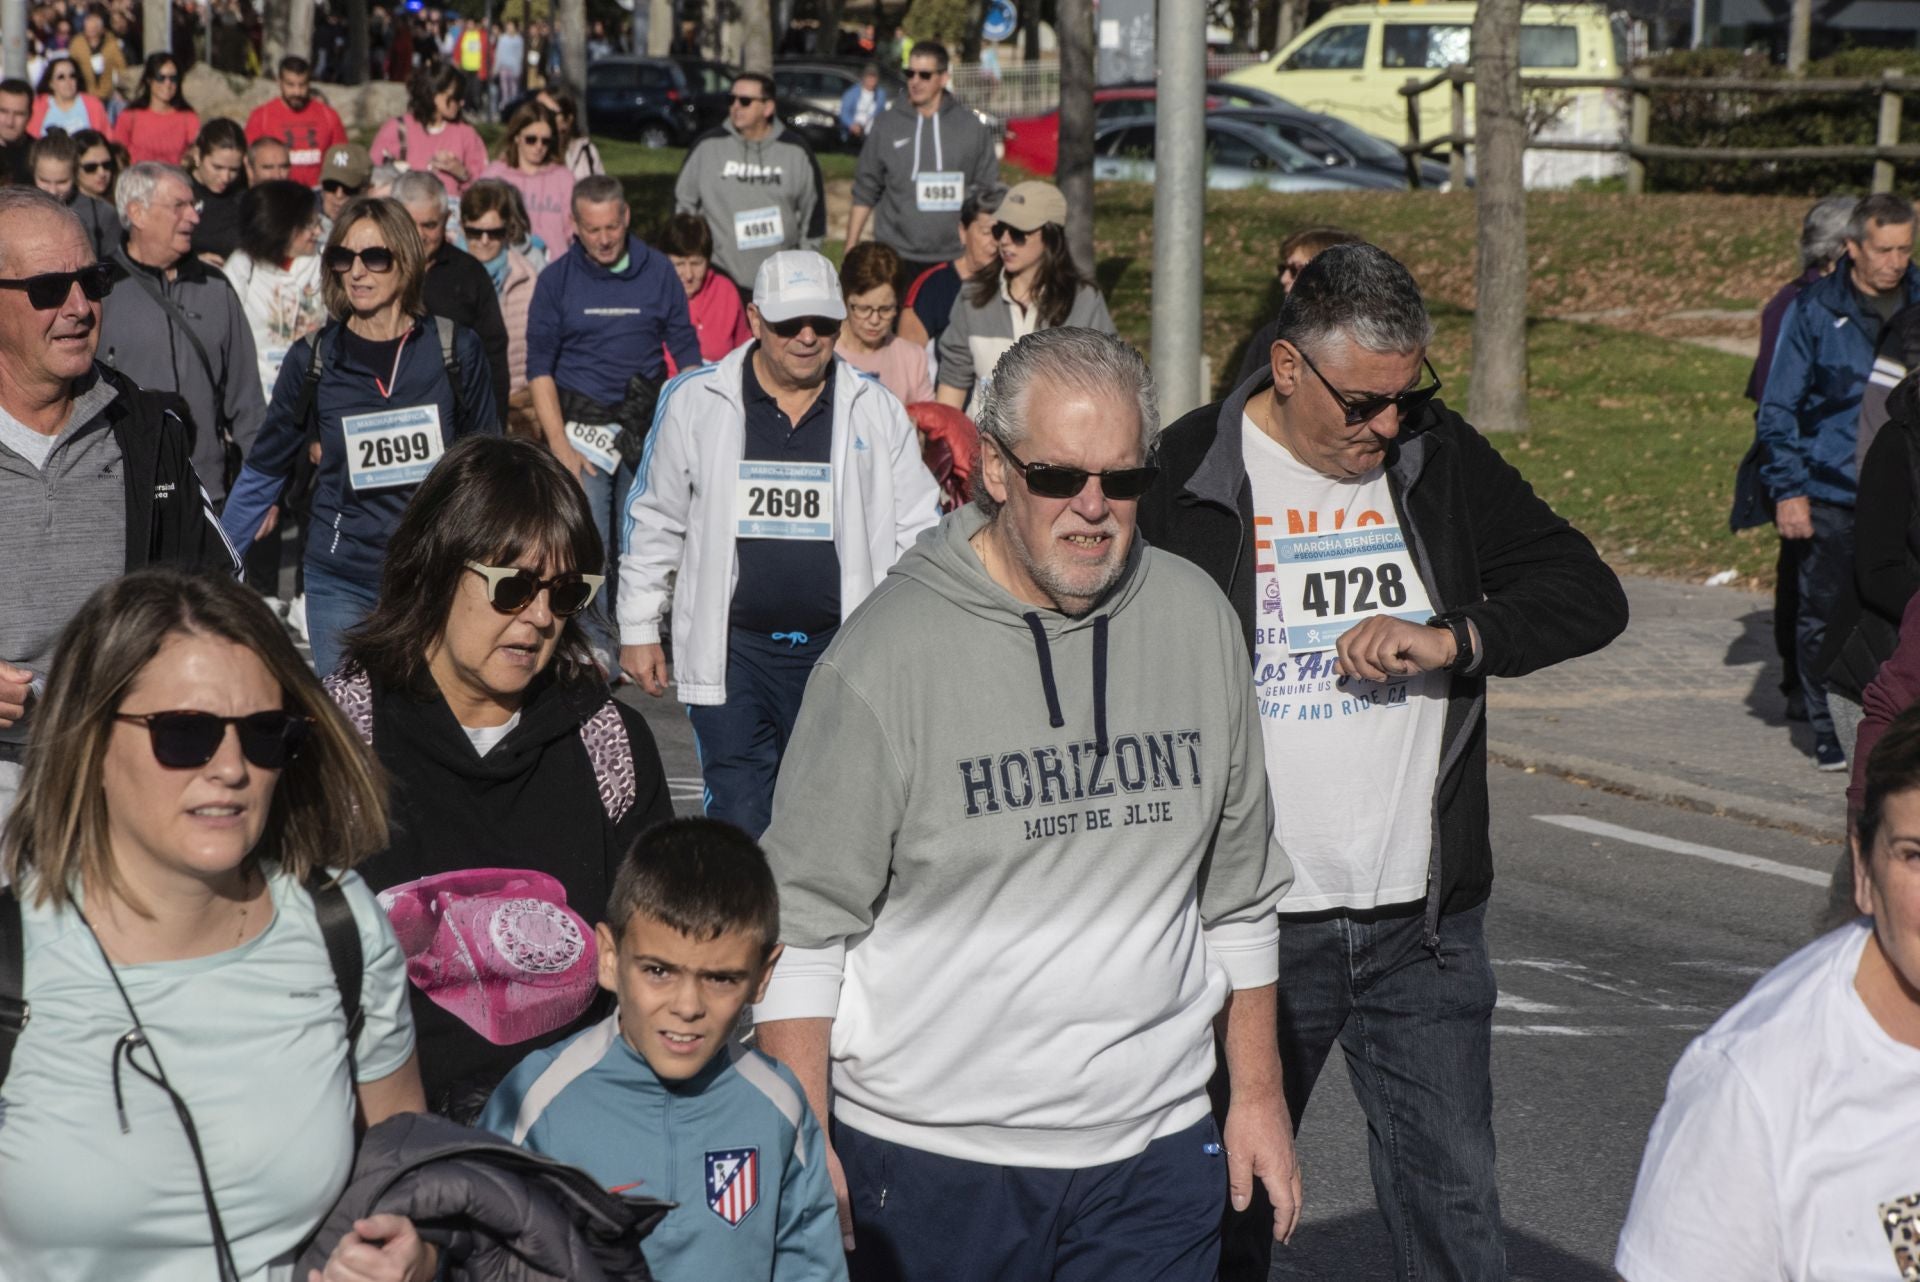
[{"x1": 1641, "y1": 47, "x2": 1920, "y2": 194}]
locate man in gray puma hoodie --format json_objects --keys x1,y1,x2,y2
[
  {"x1": 674, "y1": 72, "x2": 826, "y2": 293},
  {"x1": 753, "y1": 328, "x2": 1298, "y2": 1281}
]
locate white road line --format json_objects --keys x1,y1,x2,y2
[
  {"x1": 1495, "y1": 994, "x2": 1570, "y2": 1014},
  {"x1": 1533, "y1": 814, "x2": 1829, "y2": 887}
]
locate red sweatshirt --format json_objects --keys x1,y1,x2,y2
[
  {"x1": 112, "y1": 107, "x2": 200, "y2": 166},
  {"x1": 245, "y1": 97, "x2": 347, "y2": 187}
]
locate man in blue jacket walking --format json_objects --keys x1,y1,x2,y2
[{"x1": 1758, "y1": 192, "x2": 1919, "y2": 770}]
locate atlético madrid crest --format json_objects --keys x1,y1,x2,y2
[{"x1": 706, "y1": 1148, "x2": 760, "y2": 1226}]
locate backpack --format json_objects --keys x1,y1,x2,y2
[
  {"x1": 0, "y1": 871, "x2": 364, "y2": 1089},
  {"x1": 292, "y1": 314, "x2": 464, "y2": 439}
]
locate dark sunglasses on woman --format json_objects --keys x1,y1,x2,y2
[
  {"x1": 0, "y1": 262, "x2": 115, "y2": 309},
  {"x1": 113, "y1": 710, "x2": 313, "y2": 770},
  {"x1": 79, "y1": 159, "x2": 112, "y2": 174},
  {"x1": 325, "y1": 246, "x2": 395, "y2": 274},
  {"x1": 994, "y1": 439, "x2": 1158, "y2": 501},
  {"x1": 991, "y1": 222, "x2": 1031, "y2": 247},
  {"x1": 465, "y1": 225, "x2": 507, "y2": 242},
  {"x1": 465, "y1": 561, "x2": 605, "y2": 616}
]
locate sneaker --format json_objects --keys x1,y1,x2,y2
[
  {"x1": 1814, "y1": 734, "x2": 1847, "y2": 772},
  {"x1": 1784, "y1": 689, "x2": 1808, "y2": 722}
]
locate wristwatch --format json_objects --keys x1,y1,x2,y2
[{"x1": 1426, "y1": 612, "x2": 1475, "y2": 673}]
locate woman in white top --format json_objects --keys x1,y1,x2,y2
[
  {"x1": 0, "y1": 569, "x2": 434, "y2": 1282},
  {"x1": 1616, "y1": 702, "x2": 1920, "y2": 1282},
  {"x1": 217, "y1": 179, "x2": 328, "y2": 402}
]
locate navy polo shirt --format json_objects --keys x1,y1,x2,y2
[{"x1": 728, "y1": 346, "x2": 842, "y2": 635}]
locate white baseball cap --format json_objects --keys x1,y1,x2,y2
[{"x1": 752, "y1": 250, "x2": 847, "y2": 324}]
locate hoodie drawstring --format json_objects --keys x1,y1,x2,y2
[{"x1": 1023, "y1": 611, "x2": 1110, "y2": 758}]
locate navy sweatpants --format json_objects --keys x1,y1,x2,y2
[
  {"x1": 686, "y1": 626, "x2": 832, "y2": 839},
  {"x1": 836, "y1": 1117, "x2": 1226, "y2": 1282}
]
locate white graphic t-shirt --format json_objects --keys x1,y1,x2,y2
[{"x1": 1242, "y1": 413, "x2": 1446, "y2": 911}]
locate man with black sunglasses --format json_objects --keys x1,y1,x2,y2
[
  {"x1": 674, "y1": 72, "x2": 826, "y2": 305},
  {"x1": 0, "y1": 187, "x2": 237, "y2": 819},
  {"x1": 1139, "y1": 243, "x2": 1628, "y2": 1282}
]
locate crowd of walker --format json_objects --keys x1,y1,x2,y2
[{"x1": 0, "y1": 34, "x2": 1914, "y2": 1282}]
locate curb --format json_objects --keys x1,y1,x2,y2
[{"x1": 1486, "y1": 740, "x2": 1845, "y2": 841}]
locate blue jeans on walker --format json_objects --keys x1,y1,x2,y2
[
  {"x1": 577, "y1": 456, "x2": 636, "y2": 669},
  {"x1": 302, "y1": 559, "x2": 380, "y2": 677}
]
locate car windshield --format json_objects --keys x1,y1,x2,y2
[{"x1": 1308, "y1": 115, "x2": 1404, "y2": 166}]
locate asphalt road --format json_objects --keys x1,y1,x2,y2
[{"x1": 620, "y1": 688, "x2": 1844, "y2": 1280}]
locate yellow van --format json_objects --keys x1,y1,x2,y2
[{"x1": 1225, "y1": 2, "x2": 1626, "y2": 148}]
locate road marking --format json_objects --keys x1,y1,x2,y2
[
  {"x1": 1499, "y1": 958, "x2": 1699, "y2": 1011},
  {"x1": 1495, "y1": 1022, "x2": 1709, "y2": 1038},
  {"x1": 1495, "y1": 993, "x2": 1570, "y2": 1014},
  {"x1": 1533, "y1": 814, "x2": 1828, "y2": 888}
]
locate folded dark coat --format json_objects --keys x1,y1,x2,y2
[{"x1": 297, "y1": 1111, "x2": 670, "y2": 1282}]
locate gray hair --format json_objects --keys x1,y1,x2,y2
[
  {"x1": 367, "y1": 162, "x2": 402, "y2": 195},
  {"x1": 114, "y1": 161, "x2": 190, "y2": 226},
  {"x1": 0, "y1": 187, "x2": 86, "y2": 271},
  {"x1": 1801, "y1": 196, "x2": 1857, "y2": 273},
  {"x1": 974, "y1": 327, "x2": 1159, "y2": 518},
  {"x1": 389, "y1": 170, "x2": 447, "y2": 213},
  {"x1": 572, "y1": 174, "x2": 626, "y2": 215},
  {"x1": 1273, "y1": 242, "x2": 1433, "y2": 360},
  {"x1": 1847, "y1": 192, "x2": 1915, "y2": 245}
]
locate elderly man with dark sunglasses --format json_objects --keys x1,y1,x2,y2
[
  {"x1": 1138, "y1": 242, "x2": 1628, "y2": 1282},
  {"x1": 0, "y1": 186, "x2": 236, "y2": 820},
  {"x1": 617, "y1": 248, "x2": 939, "y2": 839}
]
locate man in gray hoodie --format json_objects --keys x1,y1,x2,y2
[
  {"x1": 674, "y1": 73, "x2": 827, "y2": 299},
  {"x1": 753, "y1": 328, "x2": 1299, "y2": 1281},
  {"x1": 846, "y1": 40, "x2": 1001, "y2": 282}
]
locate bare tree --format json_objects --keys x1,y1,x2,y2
[
  {"x1": 959, "y1": 0, "x2": 989, "y2": 62},
  {"x1": 1021, "y1": 0, "x2": 1041, "y2": 61},
  {"x1": 817, "y1": 0, "x2": 846, "y2": 56},
  {"x1": 1786, "y1": 0, "x2": 1811, "y2": 73},
  {"x1": 740, "y1": 0, "x2": 772, "y2": 72},
  {"x1": 143, "y1": 0, "x2": 171, "y2": 58},
  {"x1": 1056, "y1": 0, "x2": 1094, "y2": 276},
  {"x1": 1468, "y1": 0, "x2": 1527, "y2": 433},
  {"x1": 347, "y1": 0, "x2": 368, "y2": 81},
  {"x1": 1276, "y1": 0, "x2": 1307, "y2": 47},
  {"x1": 559, "y1": 0, "x2": 589, "y2": 114}
]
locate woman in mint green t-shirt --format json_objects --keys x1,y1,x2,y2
[{"x1": 0, "y1": 570, "x2": 434, "y2": 1282}]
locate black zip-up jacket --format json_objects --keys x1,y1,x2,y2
[
  {"x1": 106, "y1": 367, "x2": 240, "y2": 574},
  {"x1": 425, "y1": 240, "x2": 512, "y2": 425},
  {"x1": 1137, "y1": 371, "x2": 1628, "y2": 942}
]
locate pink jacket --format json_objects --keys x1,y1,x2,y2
[
  {"x1": 666, "y1": 268, "x2": 751, "y2": 374},
  {"x1": 368, "y1": 115, "x2": 488, "y2": 195},
  {"x1": 481, "y1": 159, "x2": 574, "y2": 258},
  {"x1": 495, "y1": 249, "x2": 538, "y2": 392},
  {"x1": 112, "y1": 106, "x2": 200, "y2": 166},
  {"x1": 29, "y1": 92, "x2": 109, "y2": 136}
]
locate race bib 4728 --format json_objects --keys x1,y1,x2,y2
[{"x1": 1270, "y1": 525, "x2": 1433, "y2": 655}]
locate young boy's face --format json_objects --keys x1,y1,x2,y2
[{"x1": 597, "y1": 911, "x2": 782, "y2": 1081}]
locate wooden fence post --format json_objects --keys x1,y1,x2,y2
[
  {"x1": 1405, "y1": 76, "x2": 1424, "y2": 189},
  {"x1": 1875, "y1": 70, "x2": 1903, "y2": 195},
  {"x1": 1449, "y1": 65, "x2": 1469, "y2": 191},
  {"x1": 1626, "y1": 79, "x2": 1650, "y2": 195}
]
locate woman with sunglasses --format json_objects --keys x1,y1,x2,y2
[
  {"x1": 220, "y1": 196, "x2": 500, "y2": 675},
  {"x1": 481, "y1": 100, "x2": 573, "y2": 259},
  {"x1": 329, "y1": 435, "x2": 672, "y2": 1115},
  {"x1": 836, "y1": 241, "x2": 933, "y2": 408},
  {"x1": 220, "y1": 179, "x2": 328, "y2": 401},
  {"x1": 72, "y1": 126, "x2": 116, "y2": 201},
  {"x1": 29, "y1": 130, "x2": 121, "y2": 260},
  {"x1": 459, "y1": 178, "x2": 540, "y2": 435},
  {"x1": 369, "y1": 64, "x2": 486, "y2": 199},
  {"x1": 186, "y1": 117, "x2": 248, "y2": 266},
  {"x1": 935, "y1": 180, "x2": 1115, "y2": 419},
  {"x1": 0, "y1": 568, "x2": 434, "y2": 1282},
  {"x1": 112, "y1": 53, "x2": 200, "y2": 166},
  {"x1": 536, "y1": 88, "x2": 603, "y2": 180},
  {"x1": 29, "y1": 54, "x2": 108, "y2": 136}
]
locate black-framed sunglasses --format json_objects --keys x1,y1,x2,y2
[
  {"x1": 325, "y1": 245, "x2": 394, "y2": 274},
  {"x1": 79, "y1": 159, "x2": 111, "y2": 173},
  {"x1": 0, "y1": 262, "x2": 113, "y2": 309},
  {"x1": 991, "y1": 222, "x2": 1030, "y2": 247},
  {"x1": 321, "y1": 178, "x2": 364, "y2": 196},
  {"x1": 113, "y1": 710, "x2": 313, "y2": 770},
  {"x1": 907, "y1": 68, "x2": 941, "y2": 80},
  {"x1": 465, "y1": 225, "x2": 507, "y2": 241},
  {"x1": 730, "y1": 93, "x2": 768, "y2": 106},
  {"x1": 993, "y1": 438, "x2": 1158, "y2": 501},
  {"x1": 519, "y1": 132, "x2": 553, "y2": 146},
  {"x1": 1294, "y1": 348, "x2": 1443, "y2": 428},
  {"x1": 766, "y1": 314, "x2": 841, "y2": 339},
  {"x1": 151, "y1": 72, "x2": 179, "y2": 83},
  {"x1": 464, "y1": 561, "x2": 605, "y2": 616}
]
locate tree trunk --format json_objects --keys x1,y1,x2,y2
[
  {"x1": 1468, "y1": 0, "x2": 1527, "y2": 433},
  {"x1": 646, "y1": 0, "x2": 672, "y2": 54},
  {"x1": 1275, "y1": 0, "x2": 1305, "y2": 48},
  {"x1": 1228, "y1": 0, "x2": 1254, "y2": 52},
  {"x1": 285, "y1": 0, "x2": 312, "y2": 62},
  {"x1": 739, "y1": 0, "x2": 772, "y2": 73},
  {"x1": 347, "y1": 0, "x2": 368, "y2": 81},
  {"x1": 1056, "y1": 0, "x2": 1095, "y2": 276},
  {"x1": 1022, "y1": 0, "x2": 1041, "y2": 61},
  {"x1": 960, "y1": 0, "x2": 988, "y2": 63},
  {"x1": 817, "y1": 0, "x2": 845, "y2": 57},
  {"x1": 558, "y1": 0, "x2": 588, "y2": 104},
  {"x1": 1786, "y1": 0, "x2": 1810, "y2": 73},
  {"x1": 143, "y1": 0, "x2": 171, "y2": 56},
  {"x1": 262, "y1": 0, "x2": 287, "y2": 69}
]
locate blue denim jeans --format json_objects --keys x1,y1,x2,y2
[
  {"x1": 576, "y1": 456, "x2": 637, "y2": 667},
  {"x1": 685, "y1": 627, "x2": 832, "y2": 838},
  {"x1": 1213, "y1": 901, "x2": 1503, "y2": 1282},
  {"x1": 303, "y1": 559, "x2": 380, "y2": 677},
  {"x1": 1796, "y1": 499, "x2": 1855, "y2": 740}
]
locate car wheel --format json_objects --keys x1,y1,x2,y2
[{"x1": 641, "y1": 124, "x2": 672, "y2": 148}]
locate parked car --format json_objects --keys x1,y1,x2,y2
[
  {"x1": 672, "y1": 57, "x2": 741, "y2": 136},
  {"x1": 1003, "y1": 82, "x2": 1287, "y2": 176},
  {"x1": 773, "y1": 57, "x2": 1003, "y2": 153},
  {"x1": 583, "y1": 56, "x2": 699, "y2": 147},
  {"x1": 1211, "y1": 105, "x2": 1454, "y2": 189},
  {"x1": 1093, "y1": 117, "x2": 1403, "y2": 191}
]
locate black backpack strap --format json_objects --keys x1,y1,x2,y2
[
  {"x1": 292, "y1": 328, "x2": 329, "y2": 443},
  {"x1": 435, "y1": 314, "x2": 463, "y2": 431},
  {"x1": 0, "y1": 886, "x2": 25, "y2": 1091},
  {"x1": 306, "y1": 872, "x2": 365, "y2": 1046}
]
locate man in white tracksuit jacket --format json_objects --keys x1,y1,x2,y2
[{"x1": 618, "y1": 249, "x2": 941, "y2": 836}]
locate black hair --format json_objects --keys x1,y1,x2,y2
[
  {"x1": 655, "y1": 211, "x2": 713, "y2": 260},
  {"x1": 1858, "y1": 703, "x2": 1920, "y2": 856},
  {"x1": 34, "y1": 56, "x2": 80, "y2": 97},
  {"x1": 0, "y1": 77, "x2": 30, "y2": 100},
  {"x1": 959, "y1": 187, "x2": 1002, "y2": 228},
  {"x1": 910, "y1": 40, "x2": 950, "y2": 72},
  {"x1": 237, "y1": 179, "x2": 316, "y2": 261},
  {"x1": 733, "y1": 70, "x2": 774, "y2": 102},
  {"x1": 129, "y1": 53, "x2": 191, "y2": 112},
  {"x1": 193, "y1": 116, "x2": 247, "y2": 158},
  {"x1": 607, "y1": 818, "x2": 780, "y2": 956},
  {"x1": 967, "y1": 222, "x2": 1087, "y2": 329},
  {"x1": 279, "y1": 54, "x2": 311, "y2": 77},
  {"x1": 343, "y1": 435, "x2": 602, "y2": 690},
  {"x1": 407, "y1": 64, "x2": 465, "y2": 126}
]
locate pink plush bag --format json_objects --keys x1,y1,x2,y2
[{"x1": 379, "y1": 869, "x2": 599, "y2": 1045}]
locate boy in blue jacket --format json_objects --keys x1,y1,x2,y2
[{"x1": 481, "y1": 818, "x2": 846, "y2": 1282}]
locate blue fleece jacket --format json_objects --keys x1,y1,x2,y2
[
  {"x1": 480, "y1": 1014, "x2": 846, "y2": 1282},
  {"x1": 525, "y1": 236, "x2": 703, "y2": 407},
  {"x1": 220, "y1": 317, "x2": 499, "y2": 584},
  {"x1": 1757, "y1": 257, "x2": 1920, "y2": 507}
]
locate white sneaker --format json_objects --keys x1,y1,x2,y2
[{"x1": 287, "y1": 593, "x2": 309, "y2": 642}]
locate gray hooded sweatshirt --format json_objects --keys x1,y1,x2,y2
[
  {"x1": 752, "y1": 504, "x2": 1290, "y2": 1168},
  {"x1": 674, "y1": 120, "x2": 827, "y2": 290},
  {"x1": 850, "y1": 91, "x2": 1000, "y2": 265}
]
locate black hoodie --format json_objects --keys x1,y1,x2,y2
[{"x1": 343, "y1": 666, "x2": 673, "y2": 1115}]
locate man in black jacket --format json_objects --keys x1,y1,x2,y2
[
  {"x1": 393, "y1": 170, "x2": 512, "y2": 424},
  {"x1": 1138, "y1": 244, "x2": 1627, "y2": 1282},
  {"x1": 0, "y1": 188, "x2": 237, "y2": 819}
]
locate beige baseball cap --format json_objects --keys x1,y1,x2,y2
[
  {"x1": 320, "y1": 143, "x2": 372, "y2": 189},
  {"x1": 995, "y1": 180, "x2": 1068, "y2": 232}
]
